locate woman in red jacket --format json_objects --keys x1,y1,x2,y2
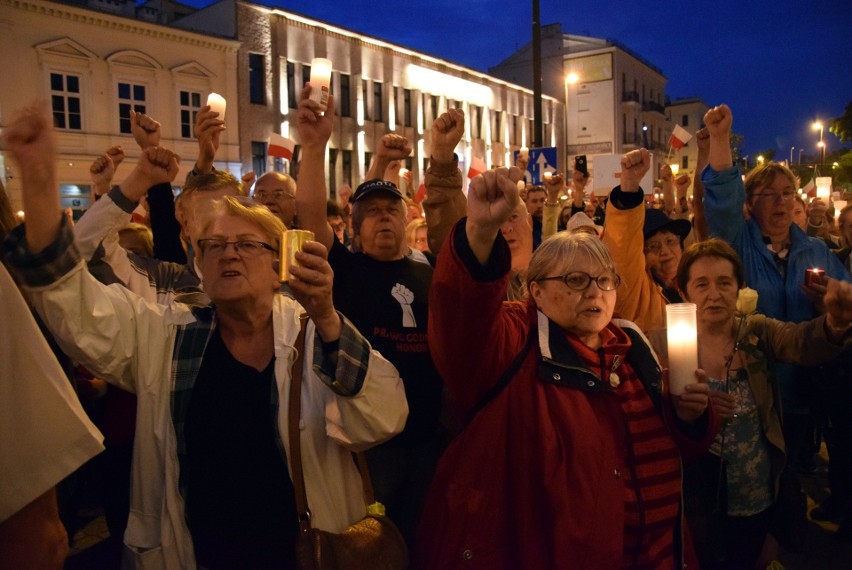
[{"x1": 417, "y1": 165, "x2": 717, "y2": 569}]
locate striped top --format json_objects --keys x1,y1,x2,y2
[{"x1": 569, "y1": 329, "x2": 682, "y2": 569}]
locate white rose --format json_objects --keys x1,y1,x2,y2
[{"x1": 736, "y1": 287, "x2": 759, "y2": 315}]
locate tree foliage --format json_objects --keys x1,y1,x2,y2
[{"x1": 830, "y1": 101, "x2": 852, "y2": 142}]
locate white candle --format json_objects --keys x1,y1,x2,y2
[
  {"x1": 206, "y1": 92, "x2": 226, "y2": 120},
  {"x1": 543, "y1": 171, "x2": 553, "y2": 181},
  {"x1": 519, "y1": 147, "x2": 529, "y2": 160},
  {"x1": 309, "y1": 58, "x2": 332, "y2": 113},
  {"x1": 666, "y1": 303, "x2": 698, "y2": 395}
]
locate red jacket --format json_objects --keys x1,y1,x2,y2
[{"x1": 415, "y1": 222, "x2": 716, "y2": 569}]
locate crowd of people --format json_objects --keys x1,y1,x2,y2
[{"x1": 1, "y1": 86, "x2": 851, "y2": 570}]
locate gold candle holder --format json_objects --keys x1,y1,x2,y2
[{"x1": 279, "y1": 229, "x2": 315, "y2": 282}]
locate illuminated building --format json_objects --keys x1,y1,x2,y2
[
  {"x1": 174, "y1": 0, "x2": 563, "y2": 197},
  {"x1": 0, "y1": 0, "x2": 242, "y2": 213}
]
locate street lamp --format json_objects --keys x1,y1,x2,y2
[
  {"x1": 564, "y1": 71, "x2": 580, "y2": 173},
  {"x1": 813, "y1": 120, "x2": 825, "y2": 173},
  {"x1": 757, "y1": 155, "x2": 765, "y2": 165},
  {"x1": 798, "y1": 149, "x2": 804, "y2": 164},
  {"x1": 789, "y1": 146, "x2": 794, "y2": 165}
]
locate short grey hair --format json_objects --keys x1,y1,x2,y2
[{"x1": 525, "y1": 231, "x2": 616, "y2": 288}]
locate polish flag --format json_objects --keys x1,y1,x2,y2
[
  {"x1": 803, "y1": 179, "x2": 816, "y2": 198},
  {"x1": 467, "y1": 155, "x2": 487, "y2": 179},
  {"x1": 668, "y1": 124, "x2": 693, "y2": 151},
  {"x1": 268, "y1": 133, "x2": 296, "y2": 160},
  {"x1": 414, "y1": 182, "x2": 427, "y2": 203}
]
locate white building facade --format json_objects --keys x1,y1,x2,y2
[
  {"x1": 490, "y1": 25, "x2": 673, "y2": 181},
  {"x1": 175, "y1": 0, "x2": 563, "y2": 197},
  {"x1": 0, "y1": 0, "x2": 241, "y2": 213},
  {"x1": 666, "y1": 97, "x2": 710, "y2": 182}
]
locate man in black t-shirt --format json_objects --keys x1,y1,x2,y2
[{"x1": 294, "y1": 85, "x2": 443, "y2": 545}]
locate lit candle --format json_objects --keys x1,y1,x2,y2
[
  {"x1": 543, "y1": 171, "x2": 553, "y2": 182},
  {"x1": 206, "y1": 93, "x2": 226, "y2": 120},
  {"x1": 665, "y1": 303, "x2": 698, "y2": 395},
  {"x1": 309, "y1": 58, "x2": 333, "y2": 113},
  {"x1": 279, "y1": 229, "x2": 315, "y2": 282},
  {"x1": 519, "y1": 147, "x2": 529, "y2": 160},
  {"x1": 805, "y1": 267, "x2": 825, "y2": 287}
]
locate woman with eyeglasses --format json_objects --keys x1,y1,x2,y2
[
  {"x1": 701, "y1": 104, "x2": 851, "y2": 549},
  {"x1": 2, "y1": 104, "x2": 407, "y2": 568},
  {"x1": 416, "y1": 166, "x2": 717, "y2": 569},
  {"x1": 602, "y1": 148, "x2": 694, "y2": 334}
]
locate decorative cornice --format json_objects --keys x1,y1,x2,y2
[{"x1": 4, "y1": 0, "x2": 241, "y2": 53}]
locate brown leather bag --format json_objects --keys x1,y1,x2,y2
[{"x1": 288, "y1": 317, "x2": 409, "y2": 570}]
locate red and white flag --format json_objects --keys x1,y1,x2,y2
[
  {"x1": 668, "y1": 124, "x2": 693, "y2": 151},
  {"x1": 467, "y1": 155, "x2": 487, "y2": 179},
  {"x1": 268, "y1": 133, "x2": 296, "y2": 160},
  {"x1": 803, "y1": 179, "x2": 816, "y2": 198},
  {"x1": 414, "y1": 182, "x2": 427, "y2": 203}
]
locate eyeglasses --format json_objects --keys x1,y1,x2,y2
[
  {"x1": 537, "y1": 271, "x2": 620, "y2": 291},
  {"x1": 254, "y1": 190, "x2": 295, "y2": 201},
  {"x1": 644, "y1": 236, "x2": 681, "y2": 254},
  {"x1": 751, "y1": 190, "x2": 795, "y2": 202},
  {"x1": 197, "y1": 239, "x2": 278, "y2": 257}
]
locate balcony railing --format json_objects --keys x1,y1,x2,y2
[
  {"x1": 622, "y1": 91, "x2": 640, "y2": 104},
  {"x1": 642, "y1": 101, "x2": 666, "y2": 114}
]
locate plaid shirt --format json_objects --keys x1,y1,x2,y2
[{"x1": 5, "y1": 217, "x2": 373, "y2": 491}]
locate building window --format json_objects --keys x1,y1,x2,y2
[
  {"x1": 249, "y1": 53, "x2": 265, "y2": 105},
  {"x1": 431, "y1": 95, "x2": 439, "y2": 121},
  {"x1": 682, "y1": 114, "x2": 689, "y2": 127},
  {"x1": 251, "y1": 141, "x2": 267, "y2": 175},
  {"x1": 179, "y1": 91, "x2": 201, "y2": 139},
  {"x1": 682, "y1": 156, "x2": 689, "y2": 170},
  {"x1": 287, "y1": 61, "x2": 297, "y2": 109},
  {"x1": 403, "y1": 89, "x2": 412, "y2": 127},
  {"x1": 342, "y1": 149, "x2": 352, "y2": 186},
  {"x1": 50, "y1": 72, "x2": 82, "y2": 130},
  {"x1": 362, "y1": 79, "x2": 370, "y2": 121},
  {"x1": 118, "y1": 82, "x2": 146, "y2": 134},
  {"x1": 364, "y1": 151, "x2": 373, "y2": 176},
  {"x1": 328, "y1": 149, "x2": 338, "y2": 196},
  {"x1": 373, "y1": 81, "x2": 383, "y2": 122},
  {"x1": 302, "y1": 64, "x2": 311, "y2": 92},
  {"x1": 473, "y1": 106, "x2": 483, "y2": 138},
  {"x1": 340, "y1": 74, "x2": 351, "y2": 117}
]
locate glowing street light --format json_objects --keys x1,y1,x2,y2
[
  {"x1": 813, "y1": 120, "x2": 826, "y2": 173},
  {"x1": 757, "y1": 155, "x2": 765, "y2": 164}
]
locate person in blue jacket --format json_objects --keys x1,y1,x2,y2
[{"x1": 700, "y1": 103, "x2": 851, "y2": 548}]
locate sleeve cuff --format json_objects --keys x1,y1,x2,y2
[
  {"x1": 427, "y1": 154, "x2": 460, "y2": 176},
  {"x1": 108, "y1": 185, "x2": 140, "y2": 214},
  {"x1": 452, "y1": 218, "x2": 511, "y2": 282},
  {"x1": 609, "y1": 186, "x2": 645, "y2": 210},
  {"x1": 312, "y1": 313, "x2": 370, "y2": 396},
  {"x1": 2, "y1": 216, "x2": 81, "y2": 287}
]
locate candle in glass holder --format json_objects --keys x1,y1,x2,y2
[
  {"x1": 665, "y1": 303, "x2": 698, "y2": 395},
  {"x1": 206, "y1": 93, "x2": 226, "y2": 120},
  {"x1": 309, "y1": 58, "x2": 332, "y2": 113},
  {"x1": 279, "y1": 229, "x2": 315, "y2": 282},
  {"x1": 805, "y1": 267, "x2": 825, "y2": 287},
  {"x1": 543, "y1": 171, "x2": 553, "y2": 182}
]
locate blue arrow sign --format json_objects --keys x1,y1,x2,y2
[{"x1": 514, "y1": 147, "x2": 558, "y2": 185}]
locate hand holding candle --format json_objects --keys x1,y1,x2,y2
[
  {"x1": 206, "y1": 93, "x2": 226, "y2": 121},
  {"x1": 666, "y1": 303, "x2": 698, "y2": 396},
  {"x1": 309, "y1": 58, "x2": 332, "y2": 113},
  {"x1": 280, "y1": 230, "x2": 315, "y2": 282}
]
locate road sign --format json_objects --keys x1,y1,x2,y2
[{"x1": 514, "y1": 147, "x2": 558, "y2": 185}]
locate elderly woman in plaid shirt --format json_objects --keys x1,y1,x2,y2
[{"x1": 2, "y1": 104, "x2": 407, "y2": 569}]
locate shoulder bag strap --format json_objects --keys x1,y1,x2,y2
[
  {"x1": 287, "y1": 315, "x2": 312, "y2": 535},
  {"x1": 465, "y1": 329, "x2": 536, "y2": 425}
]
